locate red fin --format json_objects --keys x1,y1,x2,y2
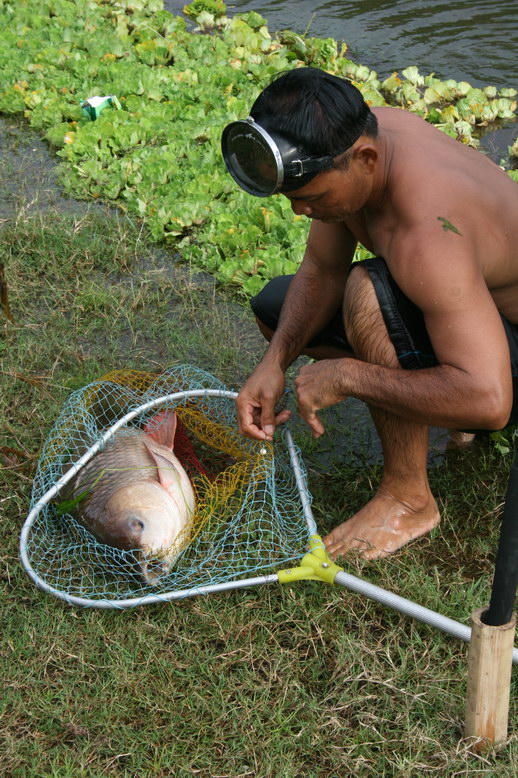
[
  {"x1": 143, "y1": 441, "x2": 182, "y2": 489},
  {"x1": 144, "y1": 409, "x2": 212, "y2": 480},
  {"x1": 143, "y1": 409, "x2": 177, "y2": 450}
]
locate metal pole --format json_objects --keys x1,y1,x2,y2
[{"x1": 283, "y1": 426, "x2": 518, "y2": 661}]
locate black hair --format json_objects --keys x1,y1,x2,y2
[{"x1": 250, "y1": 67, "x2": 378, "y2": 158}]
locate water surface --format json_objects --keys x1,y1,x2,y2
[
  {"x1": 166, "y1": 0, "x2": 518, "y2": 90},
  {"x1": 165, "y1": 0, "x2": 517, "y2": 156}
]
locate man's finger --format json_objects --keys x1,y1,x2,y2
[
  {"x1": 304, "y1": 410, "x2": 325, "y2": 438},
  {"x1": 260, "y1": 415, "x2": 275, "y2": 440},
  {"x1": 236, "y1": 401, "x2": 269, "y2": 440},
  {"x1": 274, "y1": 409, "x2": 292, "y2": 427},
  {"x1": 239, "y1": 418, "x2": 269, "y2": 440}
]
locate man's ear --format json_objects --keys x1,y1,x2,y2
[{"x1": 353, "y1": 143, "x2": 378, "y2": 173}]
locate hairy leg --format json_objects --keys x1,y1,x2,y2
[
  {"x1": 323, "y1": 267, "x2": 440, "y2": 560},
  {"x1": 255, "y1": 317, "x2": 351, "y2": 361}
]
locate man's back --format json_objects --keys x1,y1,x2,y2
[{"x1": 365, "y1": 107, "x2": 518, "y2": 322}]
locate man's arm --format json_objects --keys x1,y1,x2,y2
[
  {"x1": 236, "y1": 220, "x2": 357, "y2": 440},
  {"x1": 295, "y1": 226, "x2": 513, "y2": 434}
]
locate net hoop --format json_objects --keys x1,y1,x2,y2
[{"x1": 20, "y1": 389, "x2": 316, "y2": 609}]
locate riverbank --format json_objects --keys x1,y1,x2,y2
[
  {"x1": 162, "y1": 0, "x2": 518, "y2": 94},
  {"x1": 2, "y1": 114, "x2": 518, "y2": 775},
  {"x1": 2, "y1": 3, "x2": 518, "y2": 774},
  {"x1": 0, "y1": 0, "x2": 516, "y2": 296}
]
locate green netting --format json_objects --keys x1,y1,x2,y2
[{"x1": 22, "y1": 365, "x2": 312, "y2": 605}]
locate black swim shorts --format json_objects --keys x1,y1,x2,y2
[{"x1": 250, "y1": 256, "x2": 518, "y2": 429}]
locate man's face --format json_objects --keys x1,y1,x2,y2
[{"x1": 282, "y1": 156, "x2": 373, "y2": 222}]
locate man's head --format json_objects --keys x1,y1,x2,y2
[{"x1": 221, "y1": 67, "x2": 378, "y2": 196}]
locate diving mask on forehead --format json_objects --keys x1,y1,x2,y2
[{"x1": 221, "y1": 117, "x2": 334, "y2": 197}]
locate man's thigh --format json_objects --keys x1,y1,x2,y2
[
  {"x1": 251, "y1": 261, "x2": 518, "y2": 431},
  {"x1": 249, "y1": 258, "x2": 438, "y2": 366},
  {"x1": 250, "y1": 274, "x2": 351, "y2": 351}
]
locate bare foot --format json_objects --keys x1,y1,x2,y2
[
  {"x1": 323, "y1": 490, "x2": 440, "y2": 560},
  {"x1": 447, "y1": 430, "x2": 476, "y2": 449}
]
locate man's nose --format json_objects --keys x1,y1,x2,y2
[{"x1": 290, "y1": 200, "x2": 312, "y2": 217}]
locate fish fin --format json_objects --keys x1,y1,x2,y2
[
  {"x1": 143, "y1": 409, "x2": 177, "y2": 450},
  {"x1": 143, "y1": 440, "x2": 183, "y2": 489}
]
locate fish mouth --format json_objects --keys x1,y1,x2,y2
[
  {"x1": 139, "y1": 554, "x2": 175, "y2": 585},
  {"x1": 136, "y1": 534, "x2": 189, "y2": 585}
]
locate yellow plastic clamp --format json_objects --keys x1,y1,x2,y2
[{"x1": 277, "y1": 534, "x2": 344, "y2": 585}]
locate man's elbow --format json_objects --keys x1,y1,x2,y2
[{"x1": 475, "y1": 384, "x2": 513, "y2": 431}]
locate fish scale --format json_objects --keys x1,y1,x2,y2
[{"x1": 66, "y1": 431, "x2": 163, "y2": 520}]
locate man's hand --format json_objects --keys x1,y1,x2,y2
[
  {"x1": 294, "y1": 360, "x2": 347, "y2": 437},
  {"x1": 236, "y1": 364, "x2": 291, "y2": 440}
]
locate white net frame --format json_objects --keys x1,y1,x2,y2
[{"x1": 20, "y1": 370, "x2": 317, "y2": 609}]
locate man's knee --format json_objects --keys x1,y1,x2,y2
[
  {"x1": 250, "y1": 275, "x2": 291, "y2": 338},
  {"x1": 255, "y1": 315, "x2": 274, "y2": 342},
  {"x1": 345, "y1": 266, "x2": 399, "y2": 367}
]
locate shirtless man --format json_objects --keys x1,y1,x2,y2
[{"x1": 221, "y1": 66, "x2": 518, "y2": 559}]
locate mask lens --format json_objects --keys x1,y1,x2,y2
[{"x1": 222, "y1": 122, "x2": 282, "y2": 196}]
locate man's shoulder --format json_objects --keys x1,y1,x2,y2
[{"x1": 373, "y1": 105, "x2": 428, "y2": 131}]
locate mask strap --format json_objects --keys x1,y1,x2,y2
[{"x1": 285, "y1": 156, "x2": 334, "y2": 178}]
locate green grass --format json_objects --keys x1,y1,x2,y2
[{"x1": 2, "y1": 129, "x2": 518, "y2": 776}]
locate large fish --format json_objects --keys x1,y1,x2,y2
[{"x1": 58, "y1": 409, "x2": 195, "y2": 583}]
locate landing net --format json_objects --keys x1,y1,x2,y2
[{"x1": 21, "y1": 365, "x2": 313, "y2": 607}]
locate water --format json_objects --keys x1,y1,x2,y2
[
  {"x1": 165, "y1": 0, "x2": 518, "y2": 157},
  {"x1": 167, "y1": 0, "x2": 518, "y2": 90}
]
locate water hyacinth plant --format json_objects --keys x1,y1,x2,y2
[{"x1": 0, "y1": 0, "x2": 516, "y2": 295}]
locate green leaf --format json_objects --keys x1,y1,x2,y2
[{"x1": 401, "y1": 66, "x2": 424, "y2": 87}]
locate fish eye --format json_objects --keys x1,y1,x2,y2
[{"x1": 129, "y1": 517, "x2": 145, "y2": 532}]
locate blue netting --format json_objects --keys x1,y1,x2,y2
[{"x1": 22, "y1": 365, "x2": 312, "y2": 605}]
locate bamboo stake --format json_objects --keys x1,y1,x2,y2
[{"x1": 464, "y1": 607, "x2": 516, "y2": 750}]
